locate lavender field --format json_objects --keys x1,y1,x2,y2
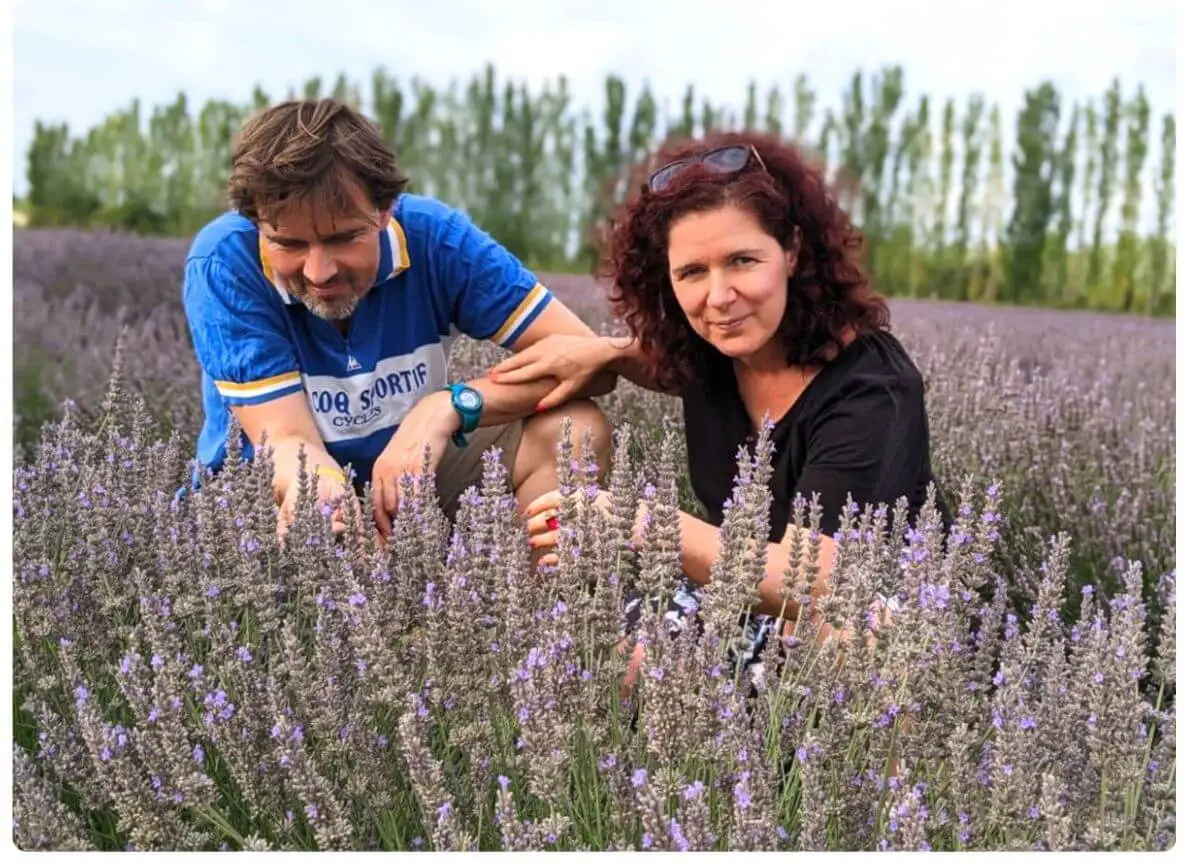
[{"x1": 12, "y1": 226, "x2": 1176, "y2": 851}]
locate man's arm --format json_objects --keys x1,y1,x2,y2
[
  {"x1": 456, "y1": 296, "x2": 618, "y2": 427},
  {"x1": 230, "y1": 392, "x2": 346, "y2": 503},
  {"x1": 427, "y1": 206, "x2": 617, "y2": 425},
  {"x1": 182, "y1": 255, "x2": 346, "y2": 506}
]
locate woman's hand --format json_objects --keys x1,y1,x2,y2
[
  {"x1": 489, "y1": 333, "x2": 616, "y2": 412},
  {"x1": 524, "y1": 486, "x2": 616, "y2": 568},
  {"x1": 525, "y1": 486, "x2": 655, "y2": 568}
]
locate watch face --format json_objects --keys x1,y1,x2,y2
[{"x1": 458, "y1": 390, "x2": 481, "y2": 410}]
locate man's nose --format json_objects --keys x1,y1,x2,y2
[{"x1": 303, "y1": 246, "x2": 339, "y2": 284}]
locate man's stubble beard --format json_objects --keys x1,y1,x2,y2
[
  {"x1": 301, "y1": 292, "x2": 363, "y2": 323},
  {"x1": 289, "y1": 277, "x2": 368, "y2": 323}
]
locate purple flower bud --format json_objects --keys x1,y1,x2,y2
[
  {"x1": 668, "y1": 819, "x2": 690, "y2": 851},
  {"x1": 733, "y1": 782, "x2": 752, "y2": 810}
]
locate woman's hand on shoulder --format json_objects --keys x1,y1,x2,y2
[{"x1": 488, "y1": 333, "x2": 617, "y2": 411}]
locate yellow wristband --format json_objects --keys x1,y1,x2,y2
[{"x1": 315, "y1": 466, "x2": 347, "y2": 485}]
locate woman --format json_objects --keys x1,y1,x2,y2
[{"x1": 490, "y1": 131, "x2": 950, "y2": 684}]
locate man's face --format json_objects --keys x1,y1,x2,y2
[{"x1": 259, "y1": 181, "x2": 390, "y2": 322}]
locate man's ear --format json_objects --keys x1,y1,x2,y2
[{"x1": 375, "y1": 200, "x2": 394, "y2": 228}]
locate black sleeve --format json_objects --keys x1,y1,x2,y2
[{"x1": 792, "y1": 374, "x2": 924, "y2": 539}]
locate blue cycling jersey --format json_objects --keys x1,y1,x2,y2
[{"x1": 182, "y1": 193, "x2": 553, "y2": 485}]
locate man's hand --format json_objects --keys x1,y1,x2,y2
[
  {"x1": 276, "y1": 464, "x2": 362, "y2": 543},
  {"x1": 371, "y1": 390, "x2": 459, "y2": 536}
]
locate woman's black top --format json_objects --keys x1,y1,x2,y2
[{"x1": 681, "y1": 329, "x2": 950, "y2": 544}]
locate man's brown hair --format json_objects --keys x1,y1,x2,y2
[{"x1": 227, "y1": 99, "x2": 409, "y2": 225}]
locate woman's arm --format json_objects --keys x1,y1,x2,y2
[
  {"x1": 675, "y1": 510, "x2": 837, "y2": 620},
  {"x1": 601, "y1": 334, "x2": 679, "y2": 396}
]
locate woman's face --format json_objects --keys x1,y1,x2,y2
[{"x1": 665, "y1": 203, "x2": 796, "y2": 367}]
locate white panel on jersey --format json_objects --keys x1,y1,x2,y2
[{"x1": 301, "y1": 342, "x2": 450, "y2": 443}]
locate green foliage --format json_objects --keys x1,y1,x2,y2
[
  {"x1": 1004, "y1": 83, "x2": 1061, "y2": 305},
  {"x1": 19, "y1": 65, "x2": 1175, "y2": 315}
]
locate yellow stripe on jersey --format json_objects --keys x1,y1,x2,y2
[
  {"x1": 258, "y1": 234, "x2": 276, "y2": 284},
  {"x1": 388, "y1": 217, "x2": 411, "y2": 276},
  {"x1": 214, "y1": 370, "x2": 303, "y2": 399},
  {"x1": 491, "y1": 282, "x2": 550, "y2": 347}
]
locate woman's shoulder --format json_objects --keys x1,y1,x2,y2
[
  {"x1": 810, "y1": 329, "x2": 925, "y2": 407},
  {"x1": 677, "y1": 328, "x2": 923, "y2": 411}
]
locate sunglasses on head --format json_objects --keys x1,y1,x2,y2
[{"x1": 646, "y1": 143, "x2": 768, "y2": 192}]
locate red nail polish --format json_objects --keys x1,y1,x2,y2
[{"x1": 546, "y1": 517, "x2": 559, "y2": 531}]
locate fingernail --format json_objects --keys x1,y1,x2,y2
[
  {"x1": 546, "y1": 517, "x2": 559, "y2": 531},
  {"x1": 535, "y1": 401, "x2": 546, "y2": 413}
]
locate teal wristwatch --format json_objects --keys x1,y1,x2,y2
[{"x1": 442, "y1": 382, "x2": 483, "y2": 447}]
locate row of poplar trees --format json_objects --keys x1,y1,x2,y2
[{"x1": 23, "y1": 64, "x2": 1175, "y2": 314}]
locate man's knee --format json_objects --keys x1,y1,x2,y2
[
  {"x1": 511, "y1": 398, "x2": 612, "y2": 494},
  {"x1": 523, "y1": 397, "x2": 612, "y2": 462}
]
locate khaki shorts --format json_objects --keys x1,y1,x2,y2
[{"x1": 433, "y1": 420, "x2": 524, "y2": 523}]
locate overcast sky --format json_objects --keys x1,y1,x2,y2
[{"x1": 12, "y1": 0, "x2": 1178, "y2": 216}]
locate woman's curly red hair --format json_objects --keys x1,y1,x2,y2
[{"x1": 597, "y1": 130, "x2": 890, "y2": 393}]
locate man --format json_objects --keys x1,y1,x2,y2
[{"x1": 181, "y1": 98, "x2": 614, "y2": 539}]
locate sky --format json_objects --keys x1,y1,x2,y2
[{"x1": 11, "y1": 0, "x2": 1179, "y2": 214}]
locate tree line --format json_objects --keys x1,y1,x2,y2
[{"x1": 21, "y1": 64, "x2": 1176, "y2": 315}]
